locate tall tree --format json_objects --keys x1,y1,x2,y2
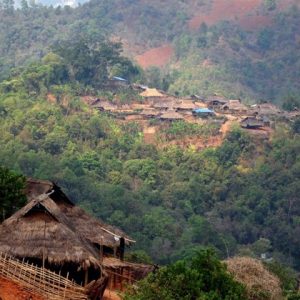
[{"x1": 0, "y1": 167, "x2": 26, "y2": 220}]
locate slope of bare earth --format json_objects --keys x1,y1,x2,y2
[
  {"x1": 0, "y1": 277, "x2": 44, "y2": 300},
  {"x1": 132, "y1": 0, "x2": 299, "y2": 68}
]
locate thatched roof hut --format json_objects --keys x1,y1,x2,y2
[
  {"x1": 159, "y1": 110, "x2": 184, "y2": 121},
  {"x1": 26, "y1": 179, "x2": 135, "y2": 249},
  {"x1": 240, "y1": 117, "x2": 264, "y2": 129},
  {"x1": 221, "y1": 100, "x2": 249, "y2": 114},
  {"x1": 140, "y1": 88, "x2": 164, "y2": 97},
  {"x1": 251, "y1": 103, "x2": 282, "y2": 116},
  {"x1": 0, "y1": 194, "x2": 100, "y2": 268},
  {"x1": 173, "y1": 100, "x2": 198, "y2": 111},
  {"x1": 153, "y1": 100, "x2": 175, "y2": 110},
  {"x1": 205, "y1": 95, "x2": 228, "y2": 107}
]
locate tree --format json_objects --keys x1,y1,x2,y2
[
  {"x1": 52, "y1": 38, "x2": 134, "y2": 87},
  {"x1": 124, "y1": 249, "x2": 246, "y2": 300},
  {"x1": 0, "y1": 167, "x2": 26, "y2": 220}
]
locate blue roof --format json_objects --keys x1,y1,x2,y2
[
  {"x1": 112, "y1": 76, "x2": 127, "y2": 82},
  {"x1": 193, "y1": 108, "x2": 214, "y2": 113}
]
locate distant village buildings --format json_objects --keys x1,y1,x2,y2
[{"x1": 82, "y1": 86, "x2": 287, "y2": 132}]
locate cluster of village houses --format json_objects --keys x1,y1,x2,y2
[{"x1": 84, "y1": 82, "x2": 299, "y2": 130}]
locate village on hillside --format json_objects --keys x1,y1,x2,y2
[{"x1": 81, "y1": 80, "x2": 300, "y2": 148}]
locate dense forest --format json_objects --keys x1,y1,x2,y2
[{"x1": 0, "y1": 1, "x2": 300, "y2": 298}]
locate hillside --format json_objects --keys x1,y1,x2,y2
[
  {"x1": 0, "y1": 40, "x2": 300, "y2": 271},
  {"x1": 0, "y1": 0, "x2": 300, "y2": 104},
  {"x1": 0, "y1": 0, "x2": 300, "y2": 272}
]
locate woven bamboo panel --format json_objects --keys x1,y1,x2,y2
[{"x1": 0, "y1": 252, "x2": 87, "y2": 300}]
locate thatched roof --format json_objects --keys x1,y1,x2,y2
[
  {"x1": 159, "y1": 110, "x2": 184, "y2": 120},
  {"x1": 226, "y1": 257, "x2": 282, "y2": 300},
  {"x1": 153, "y1": 101, "x2": 175, "y2": 109},
  {"x1": 206, "y1": 95, "x2": 228, "y2": 103},
  {"x1": 0, "y1": 194, "x2": 100, "y2": 268},
  {"x1": 26, "y1": 179, "x2": 135, "y2": 247},
  {"x1": 251, "y1": 103, "x2": 282, "y2": 116},
  {"x1": 222, "y1": 100, "x2": 248, "y2": 112},
  {"x1": 140, "y1": 88, "x2": 164, "y2": 97},
  {"x1": 173, "y1": 100, "x2": 198, "y2": 110},
  {"x1": 140, "y1": 109, "x2": 161, "y2": 117},
  {"x1": 240, "y1": 117, "x2": 264, "y2": 128}
]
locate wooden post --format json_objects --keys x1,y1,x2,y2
[
  {"x1": 100, "y1": 237, "x2": 104, "y2": 263},
  {"x1": 120, "y1": 238, "x2": 125, "y2": 261},
  {"x1": 84, "y1": 267, "x2": 88, "y2": 286},
  {"x1": 43, "y1": 220, "x2": 46, "y2": 269}
]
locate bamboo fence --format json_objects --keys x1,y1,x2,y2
[{"x1": 0, "y1": 252, "x2": 87, "y2": 300}]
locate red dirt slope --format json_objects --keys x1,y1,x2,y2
[
  {"x1": 135, "y1": 44, "x2": 173, "y2": 69},
  {"x1": 189, "y1": 0, "x2": 263, "y2": 30},
  {"x1": 0, "y1": 277, "x2": 44, "y2": 300}
]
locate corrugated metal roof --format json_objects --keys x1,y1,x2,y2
[{"x1": 193, "y1": 108, "x2": 214, "y2": 113}]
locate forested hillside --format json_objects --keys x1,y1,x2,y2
[
  {"x1": 0, "y1": 41, "x2": 300, "y2": 271},
  {"x1": 1, "y1": 0, "x2": 300, "y2": 286},
  {"x1": 0, "y1": 0, "x2": 300, "y2": 104}
]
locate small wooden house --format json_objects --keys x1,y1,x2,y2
[
  {"x1": 173, "y1": 100, "x2": 198, "y2": 112},
  {"x1": 193, "y1": 108, "x2": 215, "y2": 117},
  {"x1": 205, "y1": 95, "x2": 228, "y2": 108},
  {"x1": 24, "y1": 179, "x2": 154, "y2": 292},
  {"x1": 251, "y1": 103, "x2": 282, "y2": 116},
  {"x1": 240, "y1": 117, "x2": 264, "y2": 129},
  {"x1": 26, "y1": 179, "x2": 135, "y2": 261},
  {"x1": 221, "y1": 100, "x2": 249, "y2": 115}
]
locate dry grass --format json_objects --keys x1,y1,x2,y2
[{"x1": 226, "y1": 257, "x2": 283, "y2": 300}]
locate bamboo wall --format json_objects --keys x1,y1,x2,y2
[{"x1": 0, "y1": 252, "x2": 87, "y2": 300}]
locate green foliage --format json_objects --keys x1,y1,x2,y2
[
  {"x1": 264, "y1": 0, "x2": 277, "y2": 11},
  {"x1": 265, "y1": 261, "x2": 298, "y2": 294},
  {"x1": 162, "y1": 120, "x2": 220, "y2": 140},
  {"x1": 124, "y1": 249, "x2": 246, "y2": 300},
  {"x1": 0, "y1": 167, "x2": 26, "y2": 220},
  {"x1": 282, "y1": 95, "x2": 300, "y2": 111}
]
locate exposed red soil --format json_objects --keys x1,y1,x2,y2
[
  {"x1": 135, "y1": 44, "x2": 174, "y2": 68},
  {"x1": 0, "y1": 277, "x2": 44, "y2": 300},
  {"x1": 188, "y1": 0, "x2": 263, "y2": 30}
]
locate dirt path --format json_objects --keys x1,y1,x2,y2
[
  {"x1": 0, "y1": 277, "x2": 44, "y2": 300},
  {"x1": 143, "y1": 126, "x2": 157, "y2": 144}
]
